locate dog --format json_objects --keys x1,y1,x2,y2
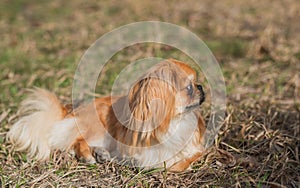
[{"x1": 7, "y1": 59, "x2": 206, "y2": 172}]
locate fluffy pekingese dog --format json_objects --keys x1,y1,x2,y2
[{"x1": 8, "y1": 59, "x2": 206, "y2": 172}]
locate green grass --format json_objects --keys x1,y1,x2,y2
[
  {"x1": 0, "y1": 0, "x2": 299, "y2": 187},
  {"x1": 207, "y1": 38, "x2": 248, "y2": 58}
]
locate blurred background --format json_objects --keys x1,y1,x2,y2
[{"x1": 0, "y1": 0, "x2": 299, "y2": 187}]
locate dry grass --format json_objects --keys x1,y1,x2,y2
[{"x1": 0, "y1": 0, "x2": 299, "y2": 187}]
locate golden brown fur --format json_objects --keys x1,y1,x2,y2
[{"x1": 8, "y1": 59, "x2": 206, "y2": 172}]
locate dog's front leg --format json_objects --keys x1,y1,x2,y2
[
  {"x1": 168, "y1": 152, "x2": 203, "y2": 172},
  {"x1": 91, "y1": 146, "x2": 111, "y2": 163},
  {"x1": 73, "y1": 136, "x2": 96, "y2": 164}
]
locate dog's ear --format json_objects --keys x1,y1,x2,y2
[{"x1": 128, "y1": 75, "x2": 176, "y2": 137}]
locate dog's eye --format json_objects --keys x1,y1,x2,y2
[{"x1": 186, "y1": 84, "x2": 193, "y2": 95}]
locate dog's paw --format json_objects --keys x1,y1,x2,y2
[
  {"x1": 168, "y1": 160, "x2": 190, "y2": 172},
  {"x1": 91, "y1": 147, "x2": 111, "y2": 163},
  {"x1": 85, "y1": 156, "x2": 97, "y2": 164},
  {"x1": 78, "y1": 155, "x2": 96, "y2": 164}
]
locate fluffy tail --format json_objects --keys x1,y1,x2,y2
[{"x1": 7, "y1": 88, "x2": 79, "y2": 161}]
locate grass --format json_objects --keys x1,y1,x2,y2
[
  {"x1": 206, "y1": 38, "x2": 248, "y2": 58},
  {"x1": 1, "y1": 0, "x2": 299, "y2": 187}
]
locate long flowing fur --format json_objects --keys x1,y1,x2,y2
[
  {"x1": 7, "y1": 59, "x2": 206, "y2": 171},
  {"x1": 7, "y1": 88, "x2": 77, "y2": 160}
]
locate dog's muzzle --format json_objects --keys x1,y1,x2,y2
[{"x1": 196, "y1": 84, "x2": 205, "y2": 105}]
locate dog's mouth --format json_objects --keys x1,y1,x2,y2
[
  {"x1": 177, "y1": 87, "x2": 206, "y2": 114},
  {"x1": 185, "y1": 103, "x2": 200, "y2": 111},
  {"x1": 184, "y1": 94, "x2": 205, "y2": 112},
  {"x1": 199, "y1": 93, "x2": 205, "y2": 105},
  {"x1": 196, "y1": 84, "x2": 205, "y2": 105}
]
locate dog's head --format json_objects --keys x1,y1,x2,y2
[{"x1": 126, "y1": 59, "x2": 205, "y2": 137}]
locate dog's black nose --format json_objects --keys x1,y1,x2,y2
[
  {"x1": 197, "y1": 85, "x2": 203, "y2": 91},
  {"x1": 196, "y1": 84, "x2": 205, "y2": 104}
]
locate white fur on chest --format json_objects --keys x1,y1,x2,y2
[{"x1": 132, "y1": 112, "x2": 202, "y2": 168}]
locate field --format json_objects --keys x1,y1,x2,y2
[{"x1": 0, "y1": 0, "x2": 299, "y2": 187}]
